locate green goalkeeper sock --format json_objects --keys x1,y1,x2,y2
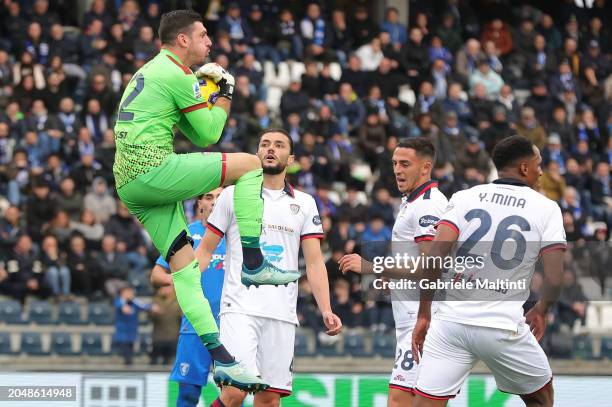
[
  {"x1": 234, "y1": 168, "x2": 264, "y2": 269},
  {"x1": 172, "y1": 260, "x2": 218, "y2": 336}
]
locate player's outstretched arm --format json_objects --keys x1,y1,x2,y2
[
  {"x1": 302, "y1": 238, "x2": 343, "y2": 336},
  {"x1": 195, "y1": 228, "x2": 222, "y2": 272},
  {"x1": 178, "y1": 106, "x2": 228, "y2": 148},
  {"x1": 150, "y1": 264, "x2": 172, "y2": 288}
]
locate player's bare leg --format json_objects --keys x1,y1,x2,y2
[
  {"x1": 254, "y1": 390, "x2": 281, "y2": 407},
  {"x1": 387, "y1": 388, "x2": 414, "y2": 407},
  {"x1": 216, "y1": 386, "x2": 247, "y2": 407},
  {"x1": 520, "y1": 380, "x2": 553, "y2": 407},
  {"x1": 413, "y1": 395, "x2": 448, "y2": 407}
]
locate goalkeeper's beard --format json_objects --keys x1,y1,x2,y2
[{"x1": 262, "y1": 162, "x2": 286, "y2": 175}]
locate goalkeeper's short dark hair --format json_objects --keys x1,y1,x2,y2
[
  {"x1": 158, "y1": 10, "x2": 203, "y2": 45},
  {"x1": 258, "y1": 128, "x2": 294, "y2": 155},
  {"x1": 396, "y1": 137, "x2": 435, "y2": 160},
  {"x1": 492, "y1": 135, "x2": 535, "y2": 171}
]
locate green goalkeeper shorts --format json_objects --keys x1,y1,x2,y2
[{"x1": 117, "y1": 152, "x2": 226, "y2": 260}]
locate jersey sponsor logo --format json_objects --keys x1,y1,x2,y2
[
  {"x1": 192, "y1": 82, "x2": 202, "y2": 100},
  {"x1": 419, "y1": 215, "x2": 440, "y2": 227},
  {"x1": 210, "y1": 253, "x2": 225, "y2": 270},
  {"x1": 290, "y1": 204, "x2": 300, "y2": 214},
  {"x1": 393, "y1": 374, "x2": 405, "y2": 382},
  {"x1": 312, "y1": 215, "x2": 322, "y2": 225},
  {"x1": 266, "y1": 223, "x2": 295, "y2": 234},
  {"x1": 180, "y1": 363, "x2": 190, "y2": 376},
  {"x1": 192, "y1": 233, "x2": 202, "y2": 241}
]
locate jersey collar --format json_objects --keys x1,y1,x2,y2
[
  {"x1": 160, "y1": 48, "x2": 190, "y2": 69},
  {"x1": 405, "y1": 180, "x2": 438, "y2": 202},
  {"x1": 283, "y1": 181, "x2": 295, "y2": 198},
  {"x1": 492, "y1": 178, "x2": 530, "y2": 187}
]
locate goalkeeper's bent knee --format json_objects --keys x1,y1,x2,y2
[{"x1": 172, "y1": 260, "x2": 218, "y2": 336}]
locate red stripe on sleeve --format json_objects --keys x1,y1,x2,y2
[
  {"x1": 539, "y1": 243, "x2": 567, "y2": 255},
  {"x1": 206, "y1": 223, "x2": 224, "y2": 237},
  {"x1": 219, "y1": 153, "x2": 227, "y2": 187},
  {"x1": 181, "y1": 102, "x2": 208, "y2": 113},
  {"x1": 300, "y1": 233, "x2": 324, "y2": 241},
  {"x1": 437, "y1": 220, "x2": 460, "y2": 235},
  {"x1": 414, "y1": 235, "x2": 435, "y2": 243}
]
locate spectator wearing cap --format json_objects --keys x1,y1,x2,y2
[
  {"x1": 516, "y1": 106, "x2": 547, "y2": 150},
  {"x1": 380, "y1": 7, "x2": 407, "y2": 49},
  {"x1": 542, "y1": 133, "x2": 569, "y2": 173},
  {"x1": 469, "y1": 59, "x2": 503, "y2": 96}
]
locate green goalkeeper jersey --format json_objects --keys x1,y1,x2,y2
[{"x1": 113, "y1": 48, "x2": 223, "y2": 188}]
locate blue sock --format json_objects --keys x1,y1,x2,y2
[{"x1": 177, "y1": 383, "x2": 201, "y2": 407}]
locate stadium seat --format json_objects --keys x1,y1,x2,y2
[
  {"x1": 0, "y1": 300, "x2": 23, "y2": 324},
  {"x1": 398, "y1": 85, "x2": 415, "y2": 106},
  {"x1": 28, "y1": 300, "x2": 54, "y2": 325},
  {"x1": 585, "y1": 304, "x2": 600, "y2": 333},
  {"x1": 289, "y1": 61, "x2": 305, "y2": 82},
  {"x1": 328, "y1": 62, "x2": 342, "y2": 81},
  {"x1": 21, "y1": 332, "x2": 49, "y2": 355},
  {"x1": 0, "y1": 332, "x2": 15, "y2": 355},
  {"x1": 265, "y1": 86, "x2": 283, "y2": 114},
  {"x1": 294, "y1": 331, "x2": 314, "y2": 357},
  {"x1": 344, "y1": 331, "x2": 371, "y2": 357},
  {"x1": 601, "y1": 337, "x2": 612, "y2": 360},
  {"x1": 600, "y1": 303, "x2": 612, "y2": 330},
  {"x1": 372, "y1": 333, "x2": 396, "y2": 358},
  {"x1": 572, "y1": 335, "x2": 594, "y2": 360},
  {"x1": 316, "y1": 336, "x2": 342, "y2": 357},
  {"x1": 88, "y1": 302, "x2": 113, "y2": 325},
  {"x1": 51, "y1": 332, "x2": 78, "y2": 355},
  {"x1": 81, "y1": 332, "x2": 106, "y2": 356},
  {"x1": 58, "y1": 301, "x2": 84, "y2": 325},
  {"x1": 548, "y1": 330, "x2": 572, "y2": 359}
]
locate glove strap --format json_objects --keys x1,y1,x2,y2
[{"x1": 217, "y1": 78, "x2": 234, "y2": 101}]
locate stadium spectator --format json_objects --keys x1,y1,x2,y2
[
  {"x1": 67, "y1": 233, "x2": 100, "y2": 298},
  {"x1": 83, "y1": 177, "x2": 116, "y2": 224},
  {"x1": 540, "y1": 161, "x2": 567, "y2": 202},
  {"x1": 113, "y1": 285, "x2": 151, "y2": 365},
  {"x1": 380, "y1": 7, "x2": 407, "y2": 49},
  {"x1": 0, "y1": 205, "x2": 22, "y2": 256},
  {"x1": 70, "y1": 208, "x2": 104, "y2": 250},
  {"x1": 98, "y1": 234, "x2": 130, "y2": 298},
  {"x1": 149, "y1": 285, "x2": 181, "y2": 365},
  {"x1": 41, "y1": 234, "x2": 70, "y2": 299},
  {"x1": 516, "y1": 106, "x2": 547, "y2": 150}
]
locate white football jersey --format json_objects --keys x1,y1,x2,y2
[
  {"x1": 391, "y1": 181, "x2": 448, "y2": 327},
  {"x1": 206, "y1": 183, "x2": 323, "y2": 325},
  {"x1": 435, "y1": 178, "x2": 566, "y2": 332}
]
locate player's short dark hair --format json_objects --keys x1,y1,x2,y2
[
  {"x1": 158, "y1": 10, "x2": 203, "y2": 45},
  {"x1": 396, "y1": 137, "x2": 435, "y2": 160},
  {"x1": 258, "y1": 128, "x2": 294, "y2": 154},
  {"x1": 492, "y1": 135, "x2": 535, "y2": 171}
]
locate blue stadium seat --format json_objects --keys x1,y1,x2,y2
[
  {"x1": 572, "y1": 335, "x2": 594, "y2": 360},
  {"x1": 58, "y1": 301, "x2": 84, "y2": 325},
  {"x1": 294, "y1": 331, "x2": 314, "y2": 357},
  {"x1": 373, "y1": 333, "x2": 396, "y2": 358},
  {"x1": 88, "y1": 302, "x2": 113, "y2": 325},
  {"x1": 21, "y1": 332, "x2": 49, "y2": 355},
  {"x1": 81, "y1": 332, "x2": 106, "y2": 356},
  {"x1": 28, "y1": 301, "x2": 54, "y2": 324},
  {"x1": 0, "y1": 332, "x2": 16, "y2": 355},
  {"x1": 600, "y1": 337, "x2": 612, "y2": 359},
  {"x1": 51, "y1": 332, "x2": 77, "y2": 355},
  {"x1": 344, "y1": 332, "x2": 371, "y2": 357},
  {"x1": 0, "y1": 300, "x2": 23, "y2": 324}
]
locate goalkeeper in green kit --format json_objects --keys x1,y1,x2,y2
[{"x1": 113, "y1": 10, "x2": 300, "y2": 392}]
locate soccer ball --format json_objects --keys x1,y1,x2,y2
[{"x1": 198, "y1": 76, "x2": 220, "y2": 109}]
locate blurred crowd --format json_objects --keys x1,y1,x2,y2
[{"x1": 0, "y1": 0, "x2": 611, "y2": 344}]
